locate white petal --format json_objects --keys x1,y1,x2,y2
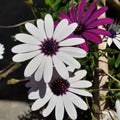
[
  {"x1": 28, "y1": 90, "x2": 40, "y2": 100},
  {"x1": 59, "y1": 47, "x2": 87, "y2": 58},
  {"x1": 12, "y1": 51, "x2": 40, "y2": 62},
  {"x1": 24, "y1": 54, "x2": 44, "y2": 77},
  {"x1": 0, "y1": 55, "x2": 3, "y2": 59},
  {"x1": 31, "y1": 87, "x2": 53, "y2": 111},
  {"x1": 25, "y1": 23, "x2": 43, "y2": 40},
  {"x1": 67, "y1": 92, "x2": 88, "y2": 110},
  {"x1": 57, "y1": 52, "x2": 80, "y2": 69},
  {"x1": 67, "y1": 66, "x2": 75, "y2": 72},
  {"x1": 42, "y1": 95, "x2": 57, "y2": 117},
  {"x1": 37, "y1": 19, "x2": 47, "y2": 40},
  {"x1": 35, "y1": 56, "x2": 46, "y2": 81},
  {"x1": 59, "y1": 38, "x2": 85, "y2": 46},
  {"x1": 44, "y1": 14, "x2": 54, "y2": 39},
  {"x1": 116, "y1": 36, "x2": 120, "y2": 41},
  {"x1": 68, "y1": 88, "x2": 92, "y2": 97},
  {"x1": 53, "y1": 19, "x2": 68, "y2": 42},
  {"x1": 55, "y1": 96, "x2": 64, "y2": 120},
  {"x1": 116, "y1": 34, "x2": 120, "y2": 38},
  {"x1": 107, "y1": 37, "x2": 113, "y2": 46},
  {"x1": 70, "y1": 80, "x2": 92, "y2": 88},
  {"x1": 68, "y1": 70, "x2": 87, "y2": 83},
  {"x1": 12, "y1": 44, "x2": 40, "y2": 53},
  {"x1": 44, "y1": 57, "x2": 53, "y2": 83},
  {"x1": 115, "y1": 99, "x2": 120, "y2": 120},
  {"x1": 113, "y1": 38, "x2": 120, "y2": 49},
  {"x1": 63, "y1": 94, "x2": 77, "y2": 120},
  {"x1": 53, "y1": 55, "x2": 69, "y2": 79},
  {"x1": 56, "y1": 23, "x2": 78, "y2": 41},
  {"x1": 15, "y1": 33, "x2": 40, "y2": 45}
]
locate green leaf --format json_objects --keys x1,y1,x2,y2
[
  {"x1": 45, "y1": 0, "x2": 54, "y2": 8},
  {"x1": 115, "y1": 54, "x2": 120, "y2": 68},
  {"x1": 108, "y1": 56, "x2": 115, "y2": 69},
  {"x1": 98, "y1": 0, "x2": 104, "y2": 6}
]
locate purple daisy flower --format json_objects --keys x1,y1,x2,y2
[{"x1": 60, "y1": 0, "x2": 114, "y2": 52}]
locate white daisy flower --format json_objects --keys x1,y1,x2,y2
[
  {"x1": 115, "y1": 99, "x2": 120, "y2": 120},
  {"x1": 0, "y1": 43, "x2": 5, "y2": 59},
  {"x1": 28, "y1": 70, "x2": 92, "y2": 120},
  {"x1": 12, "y1": 14, "x2": 86, "y2": 83},
  {"x1": 25, "y1": 67, "x2": 75, "y2": 98},
  {"x1": 107, "y1": 22, "x2": 120, "y2": 50}
]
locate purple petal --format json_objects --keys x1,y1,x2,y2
[
  {"x1": 85, "y1": 6, "x2": 108, "y2": 25},
  {"x1": 54, "y1": 21, "x2": 59, "y2": 28},
  {"x1": 81, "y1": 0, "x2": 98, "y2": 24},
  {"x1": 86, "y1": 28, "x2": 111, "y2": 36},
  {"x1": 60, "y1": 12, "x2": 72, "y2": 23},
  {"x1": 82, "y1": 31, "x2": 102, "y2": 44},
  {"x1": 77, "y1": 0, "x2": 86, "y2": 24},
  {"x1": 87, "y1": 18, "x2": 114, "y2": 28},
  {"x1": 70, "y1": 5, "x2": 77, "y2": 22},
  {"x1": 79, "y1": 42, "x2": 89, "y2": 52}
]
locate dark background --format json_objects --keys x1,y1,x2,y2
[{"x1": 0, "y1": 0, "x2": 34, "y2": 101}]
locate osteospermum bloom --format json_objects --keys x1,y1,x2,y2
[
  {"x1": 107, "y1": 22, "x2": 120, "y2": 50},
  {"x1": 28, "y1": 70, "x2": 92, "y2": 120},
  {"x1": 25, "y1": 67, "x2": 75, "y2": 98},
  {"x1": 12, "y1": 14, "x2": 86, "y2": 83},
  {"x1": 60, "y1": 0, "x2": 114, "y2": 52},
  {"x1": 0, "y1": 43, "x2": 5, "y2": 59}
]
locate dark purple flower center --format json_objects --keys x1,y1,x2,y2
[
  {"x1": 109, "y1": 29, "x2": 116, "y2": 38},
  {"x1": 41, "y1": 38, "x2": 59, "y2": 56},
  {"x1": 50, "y1": 79, "x2": 70, "y2": 96},
  {"x1": 73, "y1": 25, "x2": 83, "y2": 35}
]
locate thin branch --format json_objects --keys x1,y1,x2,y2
[
  {"x1": 90, "y1": 88, "x2": 120, "y2": 92},
  {"x1": 0, "y1": 19, "x2": 35, "y2": 29}
]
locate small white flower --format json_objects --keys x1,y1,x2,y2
[
  {"x1": 0, "y1": 43, "x2": 5, "y2": 59},
  {"x1": 115, "y1": 99, "x2": 120, "y2": 120},
  {"x1": 28, "y1": 70, "x2": 92, "y2": 120},
  {"x1": 107, "y1": 23, "x2": 120, "y2": 50},
  {"x1": 12, "y1": 14, "x2": 86, "y2": 83}
]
